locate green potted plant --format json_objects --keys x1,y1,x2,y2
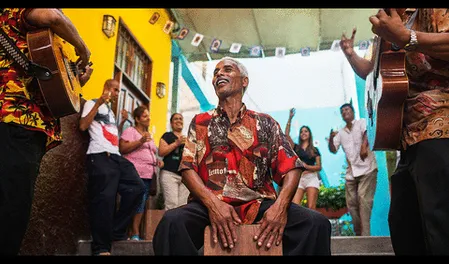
[{"x1": 302, "y1": 182, "x2": 348, "y2": 218}]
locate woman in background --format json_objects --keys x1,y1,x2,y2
[
  {"x1": 119, "y1": 105, "x2": 163, "y2": 240},
  {"x1": 158, "y1": 113, "x2": 190, "y2": 210},
  {"x1": 285, "y1": 108, "x2": 322, "y2": 210}
]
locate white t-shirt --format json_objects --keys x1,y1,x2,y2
[
  {"x1": 332, "y1": 118, "x2": 377, "y2": 179},
  {"x1": 81, "y1": 100, "x2": 120, "y2": 155}
]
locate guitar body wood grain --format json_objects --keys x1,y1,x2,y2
[
  {"x1": 27, "y1": 28, "x2": 82, "y2": 118},
  {"x1": 366, "y1": 37, "x2": 409, "y2": 150}
]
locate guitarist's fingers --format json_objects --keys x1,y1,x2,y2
[
  {"x1": 369, "y1": 16, "x2": 380, "y2": 34},
  {"x1": 389, "y1": 8, "x2": 399, "y2": 19}
]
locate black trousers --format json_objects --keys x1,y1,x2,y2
[
  {"x1": 86, "y1": 152, "x2": 145, "y2": 255},
  {"x1": 389, "y1": 139, "x2": 449, "y2": 255},
  {"x1": 0, "y1": 123, "x2": 47, "y2": 256},
  {"x1": 153, "y1": 199, "x2": 331, "y2": 255}
]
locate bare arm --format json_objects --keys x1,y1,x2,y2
[
  {"x1": 26, "y1": 8, "x2": 91, "y2": 69},
  {"x1": 360, "y1": 131, "x2": 369, "y2": 161},
  {"x1": 158, "y1": 136, "x2": 184, "y2": 157},
  {"x1": 79, "y1": 100, "x2": 103, "y2": 131},
  {"x1": 119, "y1": 133, "x2": 151, "y2": 155},
  {"x1": 340, "y1": 27, "x2": 375, "y2": 80},
  {"x1": 285, "y1": 108, "x2": 295, "y2": 147},
  {"x1": 304, "y1": 155, "x2": 322, "y2": 172},
  {"x1": 328, "y1": 129, "x2": 338, "y2": 154}
]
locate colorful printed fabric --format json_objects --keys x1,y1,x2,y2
[
  {"x1": 0, "y1": 8, "x2": 61, "y2": 151},
  {"x1": 179, "y1": 104, "x2": 304, "y2": 224},
  {"x1": 401, "y1": 8, "x2": 449, "y2": 148}
]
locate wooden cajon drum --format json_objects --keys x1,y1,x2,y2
[
  {"x1": 142, "y1": 209, "x2": 166, "y2": 240},
  {"x1": 203, "y1": 224, "x2": 283, "y2": 256}
]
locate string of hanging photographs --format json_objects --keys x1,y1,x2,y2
[{"x1": 149, "y1": 12, "x2": 371, "y2": 58}]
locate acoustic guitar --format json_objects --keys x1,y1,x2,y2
[
  {"x1": 365, "y1": 32, "x2": 409, "y2": 151},
  {"x1": 26, "y1": 28, "x2": 85, "y2": 118}
]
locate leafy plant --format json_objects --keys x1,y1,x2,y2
[
  {"x1": 303, "y1": 182, "x2": 346, "y2": 211},
  {"x1": 340, "y1": 220, "x2": 355, "y2": 236}
]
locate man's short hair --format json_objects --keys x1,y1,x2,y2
[{"x1": 340, "y1": 103, "x2": 354, "y2": 113}]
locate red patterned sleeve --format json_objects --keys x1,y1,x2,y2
[
  {"x1": 270, "y1": 119, "x2": 305, "y2": 185},
  {"x1": 179, "y1": 115, "x2": 199, "y2": 173}
]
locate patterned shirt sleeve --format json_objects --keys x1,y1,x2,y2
[
  {"x1": 270, "y1": 118, "x2": 304, "y2": 185},
  {"x1": 179, "y1": 114, "x2": 198, "y2": 173}
]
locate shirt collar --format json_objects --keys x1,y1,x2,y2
[{"x1": 215, "y1": 103, "x2": 247, "y2": 121}]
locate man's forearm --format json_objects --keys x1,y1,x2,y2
[
  {"x1": 345, "y1": 53, "x2": 374, "y2": 80},
  {"x1": 181, "y1": 169, "x2": 218, "y2": 209},
  {"x1": 276, "y1": 168, "x2": 302, "y2": 209}
]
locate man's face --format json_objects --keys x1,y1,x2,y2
[
  {"x1": 107, "y1": 81, "x2": 120, "y2": 103},
  {"x1": 340, "y1": 106, "x2": 354, "y2": 122},
  {"x1": 212, "y1": 59, "x2": 248, "y2": 99}
]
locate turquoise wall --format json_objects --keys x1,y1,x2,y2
[{"x1": 269, "y1": 88, "x2": 390, "y2": 236}]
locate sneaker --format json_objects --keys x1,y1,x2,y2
[{"x1": 130, "y1": 235, "x2": 140, "y2": 241}]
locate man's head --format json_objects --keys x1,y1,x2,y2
[
  {"x1": 212, "y1": 57, "x2": 249, "y2": 100},
  {"x1": 340, "y1": 103, "x2": 355, "y2": 123},
  {"x1": 104, "y1": 79, "x2": 120, "y2": 103}
]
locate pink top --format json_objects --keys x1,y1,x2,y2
[{"x1": 121, "y1": 126, "x2": 158, "y2": 179}]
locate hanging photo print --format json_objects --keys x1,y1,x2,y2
[
  {"x1": 300, "y1": 47, "x2": 311, "y2": 56},
  {"x1": 163, "y1": 20, "x2": 174, "y2": 34},
  {"x1": 229, "y1": 43, "x2": 242, "y2": 53},
  {"x1": 275, "y1": 47, "x2": 286, "y2": 58},
  {"x1": 210, "y1": 39, "x2": 222, "y2": 53},
  {"x1": 359, "y1": 40, "x2": 369, "y2": 50},
  {"x1": 149, "y1": 12, "x2": 160, "y2": 25},
  {"x1": 191, "y1": 33, "x2": 204, "y2": 47},
  {"x1": 177, "y1": 28, "x2": 190, "y2": 40},
  {"x1": 249, "y1": 46, "x2": 262, "y2": 57}
]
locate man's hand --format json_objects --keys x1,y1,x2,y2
[
  {"x1": 208, "y1": 201, "x2": 242, "y2": 249},
  {"x1": 369, "y1": 9, "x2": 410, "y2": 48},
  {"x1": 340, "y1": 27, "x2": 357, "y2": 58},
  {"x1": 253, "y1": 202, "x2": 287, "y2": 249},
  {"x1": 97, "y1": 89, "x2": 111, "y2": 105},
  {"x1": 79, "y1": 65, "x2": 93, "y2": 87}
]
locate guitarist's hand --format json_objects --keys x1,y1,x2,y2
[
  {"x1": 79, "y1": 65, "x2": 93, "y2": 87},
  {"x1": 75, "y1": 43, "x2": 91, "y2": 70},
  {"x1": 340, "y1": 27, "x2": 357, "y2": 58},
  {"x1": 369, "y1": 9, "x2": 410, "y2": 48}
]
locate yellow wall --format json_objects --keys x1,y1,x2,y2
[{"x1": 62, "y1": 8, "x2": 172, "y2": 145}]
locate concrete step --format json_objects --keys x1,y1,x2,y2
[
  {"x1": 77, "y1": 236, "x2": 394, "y2": 256},
  {"x1": 331, "y1": 236, "x2": 394, "y2": 256}
]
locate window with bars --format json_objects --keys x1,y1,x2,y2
[
  {"x1": 113, "y1": 19, "x2": 153, "y2": 127},
  {"x1": 115, "y1": 22, "x2": 151, "y2": 93}
]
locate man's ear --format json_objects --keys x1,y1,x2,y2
[{"x1": 242, "y1": 77, "x2": 249, "y2": 92}]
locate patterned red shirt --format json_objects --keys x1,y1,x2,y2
[
  {"x1": 179, "y1": 104, "x2": 304, "y2": 224},
  {"x1": 0, "y1": 8, "x2": 62, "y2": 152}
]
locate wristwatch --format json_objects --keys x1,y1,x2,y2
[{"x1": 404, "y1": 30, "x2": 418, "y2": 51}]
